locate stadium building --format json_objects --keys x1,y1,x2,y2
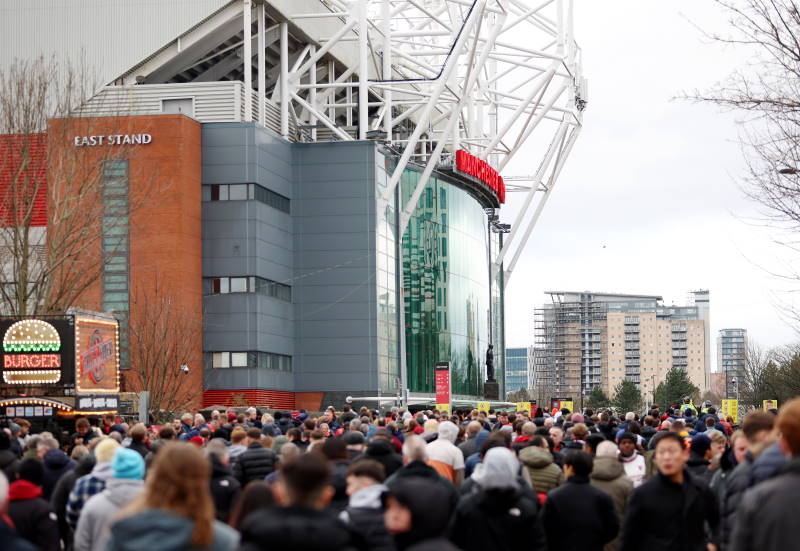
[{"x1": 1, "y1": 0, "x2": 584, "y2": 410}]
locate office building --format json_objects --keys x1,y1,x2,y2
[
  {"x1": 717, "y1": 328, "x2": 747, "y2": 398},
  {"x1": 505, "y1": 347, "x2": 532, "y2": 395},
  {"x1": 534, "y1": 290, "x2": 710, "y2": 405}
]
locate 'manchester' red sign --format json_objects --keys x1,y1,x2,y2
[{"x1": 454, "y1": 149, "x2": 505, "y2": 204}]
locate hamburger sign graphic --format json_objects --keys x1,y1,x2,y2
[{"x1": 2, "y1": 319, "x2": 63, "y2": 384}]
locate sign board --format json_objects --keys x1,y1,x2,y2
[
  {"x1": 0, "y1": 317, "x2": 75, "y2": 387},
  {"x1": 551, "y1": 398, "x2": 574, "y2": 414},
  {"x1": 436, "y1": 403, "x2": 451, "y2": 416},
  {"x1": 74, "y1": 134, "x2": 152, "y2": 147},
  {"x1": 477, "y1": 401, "x2": 491, "y2": 414},
  {"x1": 76, "y1": 394, "x2": 119, "y2": 412},
  {"x1": 453, "y1": 150, "x2": 506, "y2": 203},
  {"x1": 721, "y1": 399, "x2": 739, "y2": 424},
  {"x1": 435, "y1": 362, "x2": 451, "y2": 407},
  {"x1": 516, "y1": 402, "x2": 532, "y2": 416},
  {"x1": 763, "y1": 399, "x2": 778, "y2": 411},
  {"x1": 75, "y1": 317, "x2": 119, "y2": 394}
]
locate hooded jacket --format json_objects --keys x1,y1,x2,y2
[
  {"x1": 7, "y1": 479, "x2": 60, "y2": 551},
  {"x1": 519, "y1": 446, "x2": 564, "y2": 494},
  {"x1": 43, "y1": 449, "x2": 75, "y2": 500},
  {"x1": 385, "y1": 460, "x2": 459, "y2": 510},
  {"x1": 239, "y1": 506, "x2": 357, "y2": 551},
  {"x1": 748, "y1": 442, "x2": 786, "y2": 486},
  {"x1": 66, "y1": 461, "x2": 114, "y2": 529},
  {"x1": 686, "y1": 451, "x2": 712, "y2": 486},
  {"x1": 340, "y1": 484, "x2": 394, "y2": 551},
  {"x1": 590, "y1": 457, "x2": 633, "y2": 551},
  {"x1": 209, "y1": 455, "x2": 241, "y2": 523},
  {"x1": 386, "y1": 477, "x2": 460, "y2": 551},
  {"x1": 106, "y1": 509, "x2": 238, "y2": 551},
  {"x1": 73, "y1": 478, "x2": 144, "y2": 551},
  {"x1": 0, "y1": 516, "x2": 37, "y2": 551},
  {"x1": 731, "y1": 456, "x2": 800, "y2": 551},
  {"x1": 359, "y1": 439, "x2": 403, "y2": 478},
  {"x1": 450, "y1": 448, "x2": 546, "y2": 551}
]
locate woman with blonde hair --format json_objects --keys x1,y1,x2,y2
[{"x1": 105, "y1": 441, "x2": 238, "y2": 551}]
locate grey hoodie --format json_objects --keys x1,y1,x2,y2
[{"x1": 73, "y1": 478, "x2": 144, "y2": 551}]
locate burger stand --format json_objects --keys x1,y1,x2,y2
[{"x1": 0, "y1": 310, "x2": 121, "y2": 434}]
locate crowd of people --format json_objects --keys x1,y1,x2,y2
[{"x1": 0, "y1": 397, "x2": 798, "y2": 551}]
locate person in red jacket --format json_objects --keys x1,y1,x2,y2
[{"x1": 7, "y1": 458, "x2": 58, "y2": 551}]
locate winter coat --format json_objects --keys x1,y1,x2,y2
[
  {"x1": 73, "y1": 478, "x2": 144, "y2": 551},
  {"x1": 686, "y1": 451, "x2": 712, "y2": 486},
  {"x1": 0, "y1": 448, "x2": 19, "y2": 480},
  {"x1": 731, "y1": 457, "x2": 800, "y2": 551},
  {"x1": 340, "y1": 484, "x2": 395, "y2": 551},
  {"x1": 209, "y1": 455, "x2": 241, "y2": 522},
  {"x1": 748, "y1": 442, "x2": 786, "y2": 486},
  {"x1": 720, "y1": 455, "x2": 752, "y2": 549},
  {"x1": 0, "y1": 517, "x2": 37, "y2": 551},
  {"x1": 590, "y1": 457, "x2": 633, "y2": 551},
  {"x1": 7, "y1": 479, "x2": 60, "y2": 551},
  {"x1": 106, "y1": 509, "x2": 238, "y2": 551},
  {"x1": 542, "y1": 475, "x2": 619, "y2": 551},
  {"x1": 450, "y1": 487, "x2": 546, "y2": 551},
  {"x1": 66, "y1": 461, "x2": 114, "y2": 529},
  {"x1": 619, "y1": 470, "x2": 719, "y2": 551},
  {"x1": 43, "y1": 448, "x2": 76, "y2": 500},
  {"x1": 519, "y1": 446, "x2": 564, "y2": 494},
  {"x1": 239, "y1": 506, "x2": 357, "y2": 551},
  {"x1": 232, "y1": 442, "x2": 278, "y2": 485},
  {"x1": 385, "y1": 460, "x2": 459, "y2": 510},
  {"x1": 358, "y1": 439, "x2": 403, "y2": 477},
  {"x1": 51, "y1": 453, "x2": 95, "y2": 551},
  {"x1": 385, "y1": 476, "x2": 457, "y2": 551}
]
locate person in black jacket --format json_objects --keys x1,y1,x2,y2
[
  {"x1": 51, "y1": 452, "x2": 94, "y2": 551},
  {"x1": 385, "y1": 435, "x2": 458, "y2": 510},
  {"x1": 450, "y1": 447, "x2": 546, "y2": 551},
  {"x1": 0, "y1": 471, "x2": 36, "y2": 551},
  {"x1": 619, "y1": 432, "x2": 719, "y2": 551},
  {"x1": 356, "y1": 434, "x2": 403, "y2": 478},
  {"x1": 0, "y1": 430, "x2": 20, "y2": 481},
  {"x1": 239, "y1": 452, "x2": 357, "y2": 551},
  {"x1": 233, "y1": 428, "x2": 278, "y2": 486},
  {"x1": 719, "y1": 411, "x2": 774, "y2": 549},
  {"x1": 731, "y1": 397, "x2": 800, "y2": 551},
  {"x1": 7, "y1": 458, "x2": 59, "y2": 551},
  {"x1": 686, "y1": 433, "x2": 713, "y2": 485},
  {"x1": 206, "y1": 440, "x2": 241, "y2": 523},
  {"x1": 340, "y1": 460, "x2": 394, "y2": 551},
  {"x1": 542, "y1": 450, "x2": 618, "y2": 551},
  {"x1": 384, "y1": 476, "x2": 460, "y2": 551}
]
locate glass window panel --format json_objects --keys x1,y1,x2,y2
[
  {"x1": 231, "y1": 352, "x2": 248, "y2": 367},
  {"x1": 229, "y1": 277, "x2": 247, "y2": 293},
  {"x1": 219, "y1": 185, "x2": 229, "y2": 201},
  {"x1": 212, "y1": 352, "x2": 229, "y2": 368},
  {"x1": 229, "y1": 184, "x2": 248, "y2": 200},
  {"x1": 220, "y1": 278, "x2": 229, "y2": 293},
  {"x1": 202, "y1": 186, "x2": 211, "y2": 201}
]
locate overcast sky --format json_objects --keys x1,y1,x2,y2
[{"x1": 502, "y1": 1, "x2": 799, "y2": 367}]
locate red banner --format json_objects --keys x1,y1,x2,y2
[{"x1": 435, "y1": 362, "x2": 451, "y2": 405}]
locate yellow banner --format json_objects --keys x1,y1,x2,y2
[
  {"x1": 516, "y1": 402, "x2": 532, "y2": 416},
  {"x1": 436, "y1": 403, "x2": 451, "y2": 416},
  {"x1": 763, "y1": 399, "x2": 778, "y2": 411},
  {"x1": 721, "y1": 399, "x2": 738, "y2": 424},
  {"x1": 562, "y1": 401, "x2": 574, "y2": 413},
  {"x1": 477, "y1": 401, "x2": 491, "y2": 414}
]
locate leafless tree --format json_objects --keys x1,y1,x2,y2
[
  {"x1": 0, "y1": 55, "x2": 146, "y2": 316},
  {"x1": 124, "y1": 278, "x2": 203, "y2": 419},
  {"x1": 738, "y1": 341, "x2": 781, "y2": 407}
]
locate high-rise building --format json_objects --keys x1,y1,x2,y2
[
  {"x1": 717, "y1": 329, "x2": 747, "y2": 398},
  {"x1": 534, "y1": 290, "x2": 710, "y2": 406},
  {"x1": 505, "y1": 347, "x2": 532, "y2": 395}
]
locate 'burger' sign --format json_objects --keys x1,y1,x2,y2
[{"x1": 0, "y1": 318, "x2": 74, "y2": 385}]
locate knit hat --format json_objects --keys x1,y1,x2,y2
[
  {"x1": 189, "y1": 435, "x2": 205, "y2": 447},
  {"x1": 227, "y1": 412, "x2": 238, "y2": 422},
  {"x1": 343, "y1": 431, "x2": 365, "y2": 445},
  {"x1": 113, "y1": 448, "x2": 145, "y2": 480},
  {"x1": 95, "y1": 438, "x2": 121, "y2": 463},
  {"x1": 690, "y1": 433, "x2": 712, "y2": 456},
  {"x1": 18, "y1": 458, "x2": 44, "y2": 486}
]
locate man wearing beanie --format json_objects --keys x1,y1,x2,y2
[
  {"x1": 73, "y1": 448, "x2": 145, "y2": 551},
  {"x1": 7, "y1": 458, "x2": 59, "y2": 551},
  {"x1": 687, "y1": 434, "x2": 713, "y2": 485},
  {"x1": 66, "y1": 437, "x2": 120, "y2": 530}
]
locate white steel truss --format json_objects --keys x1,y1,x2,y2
[{"x1": 114, "y1": 0, "x2": 585, "y2": 287}]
